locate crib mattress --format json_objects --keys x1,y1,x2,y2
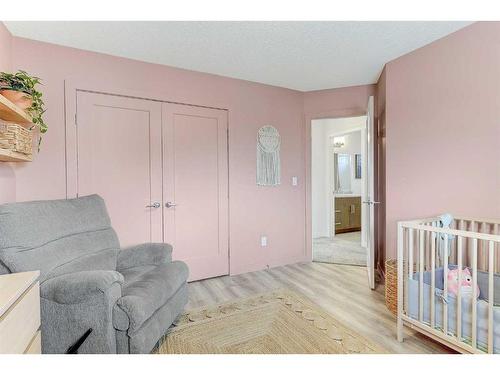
[{"x1": 408, "y1": 267, "x2": 500, "y2": 353}]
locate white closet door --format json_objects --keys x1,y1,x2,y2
[
  {"x1": 76, "y1": 91, "x2": 163, "y2": 247},
  {"x1": 162, "y1": 103, "x2": 229, "y2": 281}
]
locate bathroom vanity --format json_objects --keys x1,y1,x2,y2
[{"x1": 334, "y1": 196, "x2": 361, "y2": 234}]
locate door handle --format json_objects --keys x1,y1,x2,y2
[
  {"x1": 362, "y1": 200, "x2": 380, "y2": 205},
  {"x1": 146, "y1": 202, "x2": 161, "y2": 209},
  {"x1": 165, "y1": 202, "x2": 177, "y2": 208}
]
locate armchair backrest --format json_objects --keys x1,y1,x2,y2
[{"x1": 0, "y1": 194, "x2": 120, "y2": 282}]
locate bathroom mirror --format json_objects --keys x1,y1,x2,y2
[{"x1": 334, "y1": 153, "x2": 352, "y2": 193}]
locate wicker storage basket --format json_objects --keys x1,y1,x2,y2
[
  {"x1": 385, "y1": 259, "x2": 398, "y2": 315},
  {"x1": 0, "y1": 122, "x2": 33, "y2": 156}
]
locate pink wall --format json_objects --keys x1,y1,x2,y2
[
  {"x1": 0, "y1": 23, "x2": 11, "y2": 76},
  {"x1": 9, "y1": 37, "x2": 306, "y2": 275},
  {"x1": 384, "y1": 22, "x2": 500, "y2": 259},
  {"x1": 0, "y1": 23, "x2": 15, "y2": 204},
  {"x1": 2, "y1": 21, "x2": 497, "y2": 275},
  {"x1": 1, "y1": 31, "x2": 377, "y2": 275}
]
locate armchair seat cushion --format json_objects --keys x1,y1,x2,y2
[{"x1": 113, "y1": 261, "x2": 189, "y2": 332}]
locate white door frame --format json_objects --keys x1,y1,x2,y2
[
  {"x1": 364, "y1": 96, "x2": 376, "y2": 289},
  {"x1": 308, "y1": 106, "x2": 378, "y2": 289},
  {"x1": 326, "y1": 126, "x2": 367, "y2": 247}
]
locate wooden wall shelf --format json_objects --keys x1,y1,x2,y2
[
  {"x1": 0, "y1": 148, "x2": 33, "y2": 162},
  {"x1": 0, "y1": 94, "x2": 33, "y2": 126},
  {"x1": 0, "y1": 94, "x2": 34, "y2": 162}
]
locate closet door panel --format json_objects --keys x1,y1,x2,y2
[
  {"x1": 76, "y1": 92, "x2": 163, "y2": 247},
  {"x1": 163, "y1": 103, "x2": 228, "y2": 281}
]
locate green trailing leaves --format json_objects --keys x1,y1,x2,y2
[{"x1": 0, "y1": 70, "x2": 47, "y2": 150}]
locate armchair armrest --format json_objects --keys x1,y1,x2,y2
[
  {"x1": 117, "y1": 243, "x2": 173, "y2": 271},
  {"x1": 41, "y1": 270, "x2": 124, "y2": 304}
]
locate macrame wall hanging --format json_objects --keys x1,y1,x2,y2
[{"x1": 256, "y1": 125, "x2": 281, "y2": 186}]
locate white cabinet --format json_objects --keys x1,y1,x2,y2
[{"x1": 0, "y1": 271, "x2": 41, "y2": 354}]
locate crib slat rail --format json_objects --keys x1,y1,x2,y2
[
  {"x1": 397, "y1": 216, "x2": 500, "y2": 354},
  {"x1": 443, "y1": 235, "x2": 449, "y2": 335},
  {"x1": 408, "y1": 229, "x2": 413, "y2": 284},
  {"x1": 457, "y1": 236, "x2": 463, "y2": 341},
  {"x1": 431, "y1": 230, "x2": 436, "y2": 329},
  {"x1": 472, "y1": 238, "x2": 478, "y2": 349},
  {"x1": 397, "y1": 223, "x2": 404, "y2": 343},
  {"x1": 488, "y1": 241, "x2": 494, "y2": 354},
  {"x1": 419, "y1": 230, "x2": 424, "y2": 322}
]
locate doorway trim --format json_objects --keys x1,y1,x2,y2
[
  {"x1": 304, "y1": 108, "x2": 375, "y2": 265},
  {"x1": 326, "y1": 125, "x2": 366, "y2": 246}
]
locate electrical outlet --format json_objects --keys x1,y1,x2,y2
[
  {"x1": 261, "y1": 236, "x2": 268, "y2": 247},
  {"x1": 292, "y1": 176, "x2": 298, "y2": 186}
]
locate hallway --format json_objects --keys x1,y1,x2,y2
[{"x1": 312, "y1": 231, "x2": 366, "y2": 266}]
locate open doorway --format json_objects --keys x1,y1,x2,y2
[{"x1": 311, "y1": 115, "x2": 367, "y2": 266}]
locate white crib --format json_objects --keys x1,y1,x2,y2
[{"x1": 397, "y1": 216, "x2": 500, "y2": 353}]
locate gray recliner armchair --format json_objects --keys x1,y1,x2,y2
[{"x1": 0, "y1": 194, "x2": 189, "y2": 354}]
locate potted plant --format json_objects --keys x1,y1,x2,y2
[{"x1": 0, "y1": 70, "x2": 48, "y2": 148}]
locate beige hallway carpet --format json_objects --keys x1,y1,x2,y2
[
  {"x1": 313, "y1": 232, "x2": 366, "y2": 266},
  {"x1": 154, "y1": 290, "x2": 386, "y2": 354}
]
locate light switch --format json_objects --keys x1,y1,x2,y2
[
  {"x1": 292, "y1": 176, "x2": 298, "y2": 186},
  {"x1": 261, "y1": 236, "x2": 268, "y2": 247}
]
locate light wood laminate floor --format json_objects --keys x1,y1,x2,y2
[{"x1": 187, "y1": 262, "x2": 453, "y2": 354}]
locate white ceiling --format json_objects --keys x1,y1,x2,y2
[{"x1": 4, "y1": 21, "x2": 472, "y2": 91}]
